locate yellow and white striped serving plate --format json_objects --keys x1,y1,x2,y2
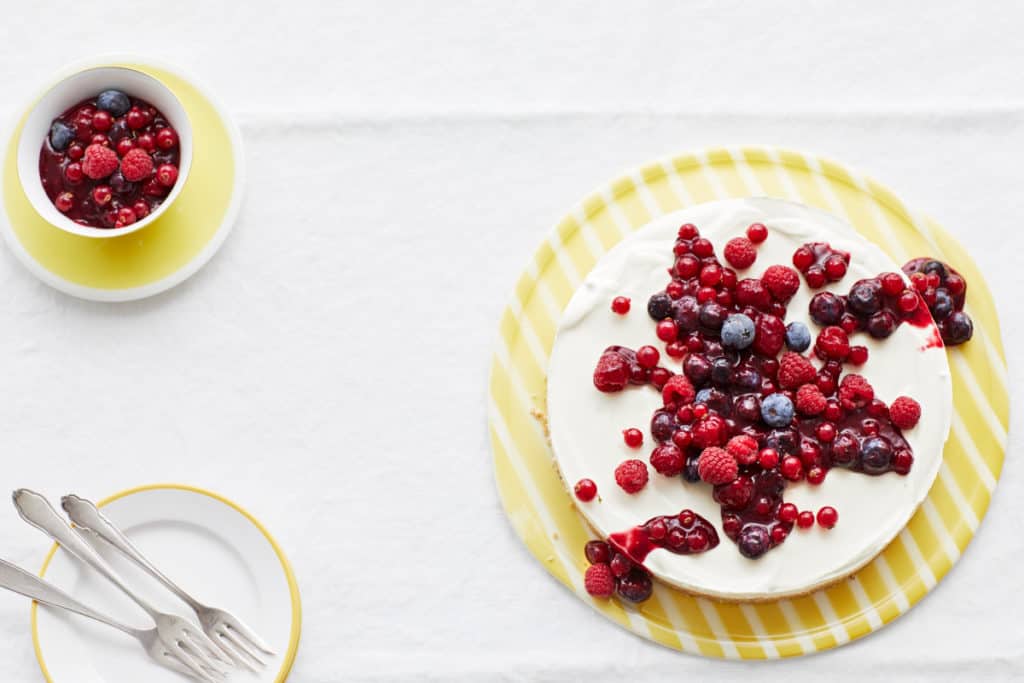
[{"x1": 488, "y1": 146, "x2": 1007, "y2": 658}]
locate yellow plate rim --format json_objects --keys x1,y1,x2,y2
[{"x1": 31, "y1": 482, "x2": 302, "y2": 682}]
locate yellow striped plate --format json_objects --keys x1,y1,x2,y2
[{"x1": 488, "y1": 146, "x2": 1007, "y2": 658}]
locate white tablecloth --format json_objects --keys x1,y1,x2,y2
[{"x1": 0, "y1": 1, "x2": 1020, "y2": 680}]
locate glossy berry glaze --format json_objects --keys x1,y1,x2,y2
[
  {"x1": 902, "y1": 258, "x2": 973, "y2": 346},
  {"x1": 39, "y1": 94, "x2": 180, "y2": 229},
  {"x1": 583, "y1": 226, "x2": 968, "y2": 580},
  {"x1": 609, "y1": 509, "x2": 720, "y2": 563},
  {"x1": 792, "y1": 241, "x2": 850, "y2": 288}
]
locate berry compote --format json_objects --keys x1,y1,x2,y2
[
  {"x1": 39, "y1": 90, "x2": 181, "y2": 229},
  {"x1": 580, "y1": 222, "x2": 970, "y2": 599},
  {"x1": 902, "y1": 258, "x2": 973, "y2": 345}
]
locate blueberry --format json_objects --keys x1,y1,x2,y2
[
  {"x1": 738, "y1": 525, "x2": 770, "y2": 559},
  {"x1": 48, "y1": 122, "x2": 75, "y2": 151},
  {"x1": 943, "y1": 311, "x2": 974, "y2": 345},
  {"x1": 97, "y1": 90, "x2": 131, "y2": 117},
  {"x1": 760, "y1": 393, "x2": 794, "y2": 428},
  {"x1": 695, "y1": 388, "x2": 714, "y2": 405},
  {"x1": 711, "y1": 358, "x2": 733, "y2": 386},
  {"x1": 932, "y1": 290, "x2": 953, "y2": 319},
  {"x1": 673, "y1": 296, "x2": 700, "y2": 331},
  {"x1": 861, "y1": 436, "x2": 893, "y2": 473},
  {"x1": 785, "y1": 322, "x2": 811, "y2": 352},
  {"x1": 721, "y1": 314, "x2": 755, "y2": 350},
  {"x1": 848, "y1": 279, "x2": 883, "y2": 316},
  {"x1": 683, "y1": 457, "x2": 701, "y2": 483}
]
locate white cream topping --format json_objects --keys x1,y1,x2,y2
[{"x1": 547, "y1": 198, "x2": 952, "y2": 601}]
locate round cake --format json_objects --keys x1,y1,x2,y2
[{"x1": 547, "y1": 197, "x2": 954, "y2": 602}]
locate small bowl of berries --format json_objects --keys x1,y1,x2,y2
[{"x1": 16, "y1": 66, "x2": 192, "y2": 237}]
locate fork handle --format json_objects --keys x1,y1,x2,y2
[
  {"x1": 62, "y1": 494, "x2": 201, "y2": 611},
  {"x1": 12, "y1": 490, "x2": 161, "y2": 619},
  {"x1": 0, "y1": 558, "x2": 140, "y2": 637}
]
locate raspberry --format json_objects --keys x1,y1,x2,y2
[
  {"x1": 593, "y1": 352, "x2": 629, "y2": 392},
  {"x1": 650, "y1": 444, "x2": 685, "y2": 476},
  {"x1": 661, "y1": 374, "x2": 695, "y2": 406},
  {"x1": 697, "y1": 447, "x2": 738, "y2": 485},
  {"x1": 80, "y1": 144, "x2": 119, "y2": 180},
  {"x1": 692, "y1": 414, "x2": 727, "y2": 448},
  {"x1": 777, "y1": 352, "x2": 817, "y2": 389},
  {"x1": 723, "y1": 237, "x2": 757, "y2": 269},
  {"x1": 615, "y1": 459, "x2": 649, "y2": 494},
  {"x1": 120, "y1": 148, "x2": 154, "y2": 182},
  {"x1": 726, "y1": 435, "x2": 758, "y2": 465},
  {"x1": 584, "y1": 563, "x2": 616, "y2": 597},
  {"x1": 795, "y1": 384, "x2": 827, "y2": 416},
  {"x1": 762, "y1": 265, "x2": 800, "y2": 302},
  {"x1": 838, "y1": 374, "x2": 875, "y2": 410},
  {"x1": 890, "y1": 396, "x2": 922, "y2": 430},
  {"x1": 814, "y1": 326, "x2": 851, "y2": 361}
]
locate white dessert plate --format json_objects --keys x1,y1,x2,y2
[{"x1": 32, "y1": 484, "x2": 300, "y2": 682}]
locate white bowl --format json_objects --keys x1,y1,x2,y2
[{"x1": 16, "y1": 66, "x2": 192, "y2": 238}]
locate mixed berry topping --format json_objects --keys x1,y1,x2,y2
[
  {"x1": 39, "y1": 90, "x2": 181, "y2": 229},
  {"x1": 902, "y1": 258, "x2": 973, "y2": 346},
  {"x1": 576, "y1": 222, "x2": 976, "y2": 602},
  {"x1": 792, "y1": 242, "x2": 851, "y2": 288}
]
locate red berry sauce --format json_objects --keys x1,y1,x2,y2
[
  {"x1": 39, "y1": 96, "x2": 180, "y2": 229},
  {"x1": 902, "y1": 258, "x2": 973, "y2": 346},
  {"x1": 608, "y1": 509, "x2": 720, "y2": 563},
  {"x1": 580, "y1": 223, "x2": 973, "y2": 592}
]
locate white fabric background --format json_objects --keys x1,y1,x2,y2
[{"x1": 0, "y1": 1, "x2": 1021, "y2": 681}]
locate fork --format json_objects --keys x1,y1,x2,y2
[
  {"x1": 12, "y1": 490, "x2": 231, "y2": 682},
  {"x1": 0, "y1": 557, "x2": 218, "y2": 682},
  {"x1": 62, "y1": 493, "x2": 274, "y2": 670}
]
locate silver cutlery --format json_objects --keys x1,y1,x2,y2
[
  {"x1": 62, "y1": 494, "x2": 274, "y2": 671},
  {"x1": 0, "y1": 556, "x2": 218, "y2": 682},
  {"x1": 12, "y1": 489, "x2": 230, "y2": 682}
]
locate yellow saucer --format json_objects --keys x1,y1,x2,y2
[
  {"x1": 488, "y1": 146, "x2": 1008, "y2": 658},
  {"x1": 1, "y1": 57, "x2": 243, "y2": 301}
]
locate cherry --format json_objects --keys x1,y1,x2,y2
[
  {"x1": 792, "y1": 246, "x2": 814, "y2": 271},
  {"x1": 91, "y1": 185, "x2": 112, "y2": 206},
  {"x1": 611, "y1": 296, "x2": 631, "y2": 314},
  {"x1": 817, "y1": 506, "x2": 838, "y2": 529},
  {"x1": 126, "y1": 107, "x2": 147, "y2": 130},
  {"x1": 747, "y1": 222, "x2": 768, "y2": 243},
  {"x1": 54, "y1": 192, "x2": 74, "y2": 213},
  {"x1": 64, "y1": 162, "x2": 84, "y2": 184},
  {"x1": 585, "y1": 540, "x2": 611, "y2": 564},
  {"x1": 155, "y1": 127, "x2": 178, "y2": 150},
  {"x1": 156, "y1": 164, "x2": 179, "y2": 188},
  {"x1": 777, "y1": 502, "x2": 798, "y2": 523},
  {"x1": 617, "y1": 569, "x2": 653, "y2": 603},
  {"x1": 678, "y1": 223, "x2": 699, "y2": 239},
  {"x1": 574, "y1": 479, "x2": 597, "y2": 502},
  {"x1": 758, "y1": 448, "x2": 779, "y2": 469}
]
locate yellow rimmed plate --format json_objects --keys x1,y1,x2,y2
[
  {"x1": 1, "y1": 56, "x2": 243, "y2": 302},
  {"x1": 32, "y1": 484, "x2": 301, "y2": 682},
  {"x1": 488, "y1": 146, "x2": 1008, "y2": 658}
]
